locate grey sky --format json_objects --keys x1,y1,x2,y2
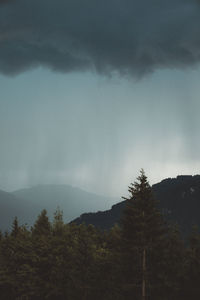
[{"x1": 0, "y1": 0, "x2": 200, "y2": 198}]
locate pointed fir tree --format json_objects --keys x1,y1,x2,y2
[
  {"x1": 32, "y1": 209, "x2": 51, "y2": 236},
  {"x1": 11, "y1": 216, "x2": 20, "y2": 238},
  {"x1": 120, "y1": 169, "x2": 167, "y2": 300},
  {"x1": 31, "y1": 210, "x2": 52, "y2": 298},
  {"x1": 52, "y1": 207, "x2": 64, "y2": 236}
]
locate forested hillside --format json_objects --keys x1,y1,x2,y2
[
  {"x1": 0, "y1": 172, "x2": 200, "y2": 299},
  {"x1": 74, "y1": 175, "x2": 200, "y2": 235}
]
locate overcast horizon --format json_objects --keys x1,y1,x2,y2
[{"x1": 1, "y1": 0, "x2": 200, "y2": 197}]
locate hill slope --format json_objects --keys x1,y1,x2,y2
[
  {"x1": 12, "y1": 184, "x2": 117, "y2": 224},
  {"x1": 0, "y1": 190, "x2": 35, "y2": 231},
  {"x1": 0, "y1": 185, "x2": 116, "y2": 231},
  {"x1": 1, "y1": 175, "x2": 200, "y2": 233},
  {"x1": 73, "y1": 175, "x2": 200, "y2": 234}
]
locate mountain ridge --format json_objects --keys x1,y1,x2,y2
[
  {"x1": 1, "y1": 175, "x2": 200, "y2": 234},
  {"x1": 0, "y1": 184, "x2": 117, "y2": 231},
  {"x1": 73, "y1": 175, "x2": 200, "y2": 235}
]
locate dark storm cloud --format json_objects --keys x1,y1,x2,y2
[
  {"x1": 0, "y1": 0, "x2": 14, "y2": 4},
  {"x1": 0, "y1": 0, "x2": 200, "y2": 76}
]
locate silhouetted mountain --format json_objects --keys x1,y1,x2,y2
[
  {"x1": 0, "y1": 185, "x2": 117, "y2": 231},
  {"x1": 12, "y1": 184, "x2": 117, "y2": 222},
  {"x1": 1, "y1": 176, "x2": 200, "y2": 234},
  {"x1": 0, "y1": 190, "x2": 35, "y2": 231},
  {"x1": 73, "y1": 175, "x2": 200, "y2": 235}
]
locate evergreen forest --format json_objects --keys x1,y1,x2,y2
[{"x1": 0, "y1": 170, "x2": 200, "y2": 300}]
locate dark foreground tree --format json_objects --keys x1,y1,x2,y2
[
  {"x1": 182, "y1": 226, "x2": 200, "y2": 299},
  {"x1": 120, "y1": 169, "x2": 168, "y2": 300}
]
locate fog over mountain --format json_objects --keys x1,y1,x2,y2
[{"x1": 0, "y1": 184, "x2": 117, "y2": 231}]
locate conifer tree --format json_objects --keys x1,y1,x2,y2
[
  {"x1": 52, "y1": 207, "x2": 64, "y2": 236},
  {"x1": 162, "y1": 224, "x2": 185, "y2": 300},
  {"x1": 31, "y1": 209, "x2": 52, "y2": 298},
  {"x1": 32, "y1": 209, "x2": 51, "y2": 236},
  {"x1": 120, "y1": 169, "x2": 167, "y2": 300},
  {"x1": 11, "y1": 216, "x2": 20, "y2": 237},
  {"x1": 183, "y1": 226, "x2": 200, "y2": 299}
]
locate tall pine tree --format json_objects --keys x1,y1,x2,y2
[{"x1": 120, "y1": 170, "x2": 167, "y2": 300}]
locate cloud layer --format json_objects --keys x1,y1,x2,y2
[{"x1": 0, "y1": 0, "x2": 200, "y2": 76}]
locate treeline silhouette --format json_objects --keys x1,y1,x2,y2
[{"x1": 0, "y1": 171, "x2": 200, "y2": 299}]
